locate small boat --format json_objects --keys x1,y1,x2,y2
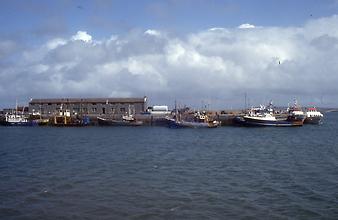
[
  {"x1": 304, "y1": 107, "x2": 323, "y2": 124},
  {"x1": 97, "y1": 105, "x2": 143, "y2": 126},
  {"x1": 52, "y1": 109, "x2": 85, "y2": 127},
  {"x1": 167, "y1": 111, "x2": 220, "y2": 128},
  {"x1": 97, "y1": 116, "x2": 143, "y2": 126}
]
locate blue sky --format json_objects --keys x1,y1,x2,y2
[
  {"x1": 2, "y1": 0, "x2": 338, "y2": 38},
  {"x1": 1, "y1": 0, "x2": 338, "y2": 109}
]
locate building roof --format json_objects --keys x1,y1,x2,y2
[{"x1": 29, "y1": 97, "x2": 147, "y2": 104}]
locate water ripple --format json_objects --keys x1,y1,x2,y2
[{"x1": 1, "y1": 113, "x2": 338, "y2": 219}]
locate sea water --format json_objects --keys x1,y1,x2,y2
[{"x1": 1, "y1": 113, "x2": 338, "y2": 219}]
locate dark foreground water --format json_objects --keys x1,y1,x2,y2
[{"x1": 1, "y1": 113, "x2": 338, "y2": 220}]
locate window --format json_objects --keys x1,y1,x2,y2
[{"x1": 92, "y1": 108, "x2": 97, "y2": 112}]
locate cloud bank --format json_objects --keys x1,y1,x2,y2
[{"x1": 1, "y1": 15, "x2": 338, "y2": 108}]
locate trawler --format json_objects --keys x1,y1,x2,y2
[
  {"x1": 304, "y1": 107, "x2": 323, "y2": 124},
  {"x1": 0, "y1": 113, "x2": 32, "y2": 126},
  {"x1": 287, "y1": 99, "x2": 306, "y2": 122},
  {"x1": 0, "y1": 102, "x2": 32, "y2": 126},
  {"x1": 234, "y1": 103, "x2": 304, "y2": 127}
]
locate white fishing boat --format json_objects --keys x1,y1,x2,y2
[
  {"x1": 234, "y1": 103, "x2": 304, "y2": 127},
  {"x1": 1, "y1": 113, "x2": 32, "y2": 126},
  {"x1": 1, "y1": 102, "x2": 32, "y2": 126},
  {"x1": 304, "y1": 107, "x2": 323, "y2": 124}
]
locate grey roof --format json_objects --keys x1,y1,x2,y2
[{"x1": 29, "y1": 97, "x2": 146, "y2": 104}]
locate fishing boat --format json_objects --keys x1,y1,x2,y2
[
  {"x1": 234, "y1": 103, "x2": 303, "y2": 127},
  {"x1": 0, "y1": 113, "x2": 33, "y2": 126},
  {"x1": 97, "y1": 105, "x2": 143, "y2": 126},
  {"x1": 52, "y1": 109, "x2": 84, "y2": 126},
  {"x1": 97, "y1": 116, "x2": 143, "y2": 126},
  {"x1": 0, "y1": 102, "x2": 33, "y2": 126},
  {"x1": 287, "y1": 99, "x2": 306, "y2": 122},
  {"x1": 304, "y1": 107, "x2": 323, "y2": 124},
  {"x1": 167, "y1": 111, "x2": 220, "y2": 128}
]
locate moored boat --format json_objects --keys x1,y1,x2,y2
[
  {"x1": 237, "y1": 114, "x2": 303, "y2": 127},
  {"x1": 0, "y1": 113, "x2": 33, "y2": 126},
  {"x1": 97, "y1": 116, "x2": 143, "y2": 126},
  {"x1": 166, "y1": 118, "x2": 220, "y2": 128},
  {"x1": 234, "y1": 103, "x2": 303, "y2": 127},
  {"x1": 166, "y1": 111, "x2": 220, "y2": 128},
  {"x1": 287, "y1": 99, "x2": 306, "y2": 123},
  {"x1": 97, "y1": 104, "x2": 143, "y2": 126},
  {"x1": 304, "y1": 107, "x2": 323, "y2": 124},
  {"x1": 52, "y1": 109, "x2": 87, "y2": 127},
  {"x1": 0, "y1": 101, "x2": 33, "y2": 126}
]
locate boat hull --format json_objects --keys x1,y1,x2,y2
[
  {"x1": 97, "y1": 117, "x2": 143, "y2": 126},
  {"x1": 167, "y1": 118, "x2": 219, "y2": 128},
  {"x1": 0, "y1": 121, "x2": 34, "y2": 126},
  {"x1": 234, "y1": 116, "x2": 303, "y2": 127},
  {"x1": 304, "y1": 116, "x2": 322, "y2": 124}
]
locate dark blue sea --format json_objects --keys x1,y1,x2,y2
[{"x1": 1, "y1": 113, "x2": 338, "y2": 220}]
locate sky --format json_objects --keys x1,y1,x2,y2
[{"x1": 1, "y1": 0, "x2": 338, "y2": 109}]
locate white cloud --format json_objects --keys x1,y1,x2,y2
[
  {"x1": 238, "y1": 23, "x2": 256, "y2": 29},
  {"x1": 71, "y1": 31, "x2": 92, "y2": 43},
  {"x1": 144, "y1": 29, "x2": 161, "y2": 37},
  {"x1": 46, "y1": 38, "x2": 67, "y2": 50},
  {"x1": 2, "y1": 16, "x2": 338, "y2": 108},
  {"x1": 208, "y1": 27, "x2": 226, "y2": 31}
]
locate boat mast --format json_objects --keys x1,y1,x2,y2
[
  {"x1": 244, "y1": 92, "x2": 247, "y2": 111},
  {"x1": 175, "y1": 100, "x2": 178, "y2": 122},
  {"x1": 15, "y1": 99, "x2": 18, "y2": 116}
]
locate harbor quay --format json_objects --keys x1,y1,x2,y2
[
  {"x1": 0, "y1": 96, "x2": 241, "y2": 127},
  {"x1": 0, "y1": 96, "x2": 330, "y2": 127}
]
